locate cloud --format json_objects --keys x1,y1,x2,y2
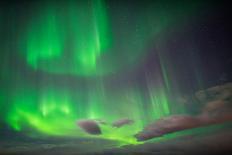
[
  {"x1": 135, "y1": 115, "x2": 203, "y2": 141},
  {"x1": 77, "y1": 119, "x2": 102, "y2": 135},
  {"x1": 135, "y1": 112, "x2": 232, "y2": 141},
  {"x1": 112, "y1": 118, "x2": 134, "y2": 128},
  {"x1": 135, "y1": 83, "x2": 232, "y2": 141}
]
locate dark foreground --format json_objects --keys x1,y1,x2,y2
[{"x1": 0, "y1": 127, "x2": 232, "y2": 155}]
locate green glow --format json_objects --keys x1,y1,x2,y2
[
  {"x1": 6, "y1": 89, "x2": 78, "y2": 135},
  {"x1": 72, "y1": 0, "x2": 111, "y2": 71},
  {"x1": 4, "y1": 83, "x2": 173, "y2": 145},
  {"x1": 149, "y1": 88, "x2": 170, "y2": 119},
  {"x1": 19, "y1": 0, "x2": 197, "y2": 76},
  {"x1": 26, "y1": 8, "x2": 65, "y2": 68},
  {"x1": 22, "y1": 0, "x2": 112, "y2": 75}
]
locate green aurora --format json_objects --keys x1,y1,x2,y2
[{"x1": 0, "y1": 0, "x2": 211, "y2": 145}]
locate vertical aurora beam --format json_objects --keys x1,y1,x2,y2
[
  {"x1": 20, "y1": 0, "x2": 200, "y2": 76},
  {"x1": 148, "y1": 87, "x2": 170, "y2": 118},
  {"x1": 146, "y1": 75, "x2": 170, "y2": 120},
  {"x1": 23, "y1": 0, "x2": 111, "y2": 75},
  {"x1": 26, "y1": 5, "x2": 65, "y2": 69},
  {"x1": 72, "y1": 0, "x2": 111, "y2": 73},
  {"x1": 86, "y1": 79, "x2": 106, "y2": 119}
]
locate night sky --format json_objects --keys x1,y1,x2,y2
[{"x1": 0, "y1": 0, "x2": 231, "y2": 144}]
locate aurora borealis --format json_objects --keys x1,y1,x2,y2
[
  {"x1": 23, "y1": 0, "x2": 112, "y2": 75},
  {"x1": 0, "y1": 0, "x2": 232, "y2": 147}
]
